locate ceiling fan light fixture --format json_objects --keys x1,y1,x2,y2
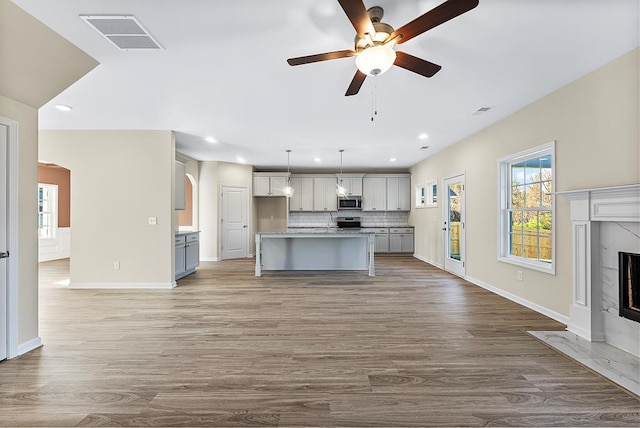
[{"x1": 356, "y1": 44, "x2": 396, "y2": 76}]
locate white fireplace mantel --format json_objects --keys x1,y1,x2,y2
[{"x1": 557, "y1": 184, "x2": 640, "y2": 355}]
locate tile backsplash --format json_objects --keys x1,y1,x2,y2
[{"x1": 289, "y1": 210, "x2": 409, "y2": 227}]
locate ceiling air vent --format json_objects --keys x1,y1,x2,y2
[
  {"x1": 472, "y1": 106, "x2": 494, "y2": 116},
  {"x1": 80, "y1": 15, "x2": 163, "y2": 50}
]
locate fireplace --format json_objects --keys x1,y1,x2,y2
[{"x1": 619, "y1": 252, "x2": 640, "y2": 323}]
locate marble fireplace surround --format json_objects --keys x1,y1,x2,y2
[{"x1": 558, "y1": 184, "x2": 640, "y2": 357}]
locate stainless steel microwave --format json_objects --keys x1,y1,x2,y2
[{"x1": 338, "y1": 196, "x2": 362, "y2": 210}]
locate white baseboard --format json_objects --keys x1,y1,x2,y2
[
  {"x1": 17, "y1": 336, "x2": 42, "y2": 356},
  {"x1": 412, "y1": 254, "x2": 569, "y2": 326},
  {"x1": 69, "y1": 282, "x2": 176, "y2": 289},
  {"x1": 465, "y1": 275, "x2": 570, "y2": 325},
  {"x1": 200, "y1": 257, "x2": 220, "y2": 262},
  {"x1": 413, "y1": 253, "x2": 443, "y2": 269}
]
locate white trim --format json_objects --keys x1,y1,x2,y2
[
  {"x1": 68, "y1": 282, "x2": 176, "y2": 289},
  {"x1": 219, "y1": 184, "x2": 250, "y2": 260},
  {"x1": 413, "y1": 253, "x2": 568, "y2": 325},
  {"x1": 465, "y1": 275, "x2": 570, "y2": 325},
  {"x1": 413, "y1": 253, "x2": 443, "y2": 269},
  {"x1": 1, "y1": 117, "x2": 18, "y2": 359},
  {"x1": 17, "y1": 336, "x2": 42, "y2": 356},
  {"x1": 38, "y1": 227, "x2": 70, "y2": 262},
  {"x1": 442, "y1": 172, "x2": 466, "y2": 277},
  {"x1": 497, "y1": 140, "x2": 556, "y2": 275},
  {"x1": 200, "y1": 257, "x2": 220, "y2": 262}
]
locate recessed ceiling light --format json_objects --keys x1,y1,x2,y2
[
  {"x1": 419, "y1": 133, "x2": 429, "y2": 140},
  {"x1": 55, "y1": 104, "x2": 73, "y2": 112},
  {"x1": 236, "y1": 156, "x2": 246, "y2": 164},
  {"x1": 205, "y1": 136, "x2": 217, "y2": 143},
  {"x1": 314, "y1": 157, "x2": 322, "y2": 163},
  {"x1": 390, "y1": 158, "x2": 397, "y2": 162}
]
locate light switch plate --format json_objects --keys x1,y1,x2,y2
[{"x1": 148, "y1": 217, "x2": 158, "y2": 225}]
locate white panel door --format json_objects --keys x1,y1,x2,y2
[
  {"x1": 222, "y1": 186, "x2": 248, "y2": 260},
  {"x1": 0, "y1": 124, "x2": 7, "y2": 361},
  {"x1": 443, "y1": 174, "x2": 465, "y2": 277}
]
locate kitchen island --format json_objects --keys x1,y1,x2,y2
[{"x1": 255, "y1": 229, "x2": 375, "y2": 277}]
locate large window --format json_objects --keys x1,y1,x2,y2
[
  {"x1": 38, "y1": 183, "x2": 58, "y2": 239},
  {"x1": 498, "y1": 142, "x2": 555, "y2": 273}
]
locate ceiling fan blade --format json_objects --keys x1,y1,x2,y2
[
  {"x1": 287, "y1": 50, "x2": 356, "y2": 66},
  {"x1": 337, "y1": 0, "x2": 376, "y2": 40},
  {"x1": 390, "y1": 0, "x2": 479, "y2": 45},
  {"x1": 394, "y1": 51, "x2": 442, "y2": 78},
  {"x1": 345, "y1": 70, "x2": 367, "y2": 96}
]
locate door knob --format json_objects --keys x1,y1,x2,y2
[
  {"x1": 0, "y1": 251, "x2": 8, "y2": 259},
  {"x1": 442, "y1": 228, "x2": 447, "y2": 231},
  {"x1": 243, "y1": 225, "x2": 247, "y2": 228}
]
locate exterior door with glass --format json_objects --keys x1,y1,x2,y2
[{"x1": 443, "y1": 174, "x2": 465, "y2": 277}]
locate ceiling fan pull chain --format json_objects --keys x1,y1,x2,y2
[{"x1": 371, "y1": 83, "x2": 379, "y2": 122}]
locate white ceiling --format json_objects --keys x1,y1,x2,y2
[{"x1": 12, "y1": 0, "x2": 640, "y2": 170}]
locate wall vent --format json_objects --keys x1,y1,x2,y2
[
  {"x1": 472, "y1": 106, "x2": 494, "y2": 115},
  {"x1": 80, "y1": 15, "x2": 163, "y2": 50},
  {"x1": 419, "y1": 146, "x2": 430, "y2": 150}
]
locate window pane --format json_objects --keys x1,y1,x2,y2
[
  {"x1": 525, "y1": 182, "x2": 541, "y2": 208},
  {"x1": 511, "y1": 185, "x2": 525, "y2": 208},
  {"x1": 525, "y1": 165, "x2": 539, "y2": 185},
  {"x1": 511, "y1": 164, "x2": 525, "y2": 186},
  {"x1": 509, "y1": 211, "x2": 523, "y2": 233},
  {"x1": 541, "y1": 180, "x2": 552, "y2": 207},
  {"x1": 510, "y1": 233, "x2": 523, "y2": 256}
]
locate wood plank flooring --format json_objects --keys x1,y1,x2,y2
[{"x1": 1, "y1": 256, "x2": 639, "y2": 427}]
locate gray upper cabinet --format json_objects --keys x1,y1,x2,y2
[
  {"x1": 289, "y1": 176, "x2": 314, "y2": 211},
  {"x1": 313, "y1": 176, "x2": 338, "y2": 211},
  {"x1": 337, "y1": 174, "x2": 364, "y2": 197},
  {"x1": 362, "y1": 176, "x2": 387, "y2": 211},
  {"x1": 253, "y1": 173, "x2": 289, "y2": 196},
  {"x1": 387, "y1": 176, "x2": 411, "y2": 211}
]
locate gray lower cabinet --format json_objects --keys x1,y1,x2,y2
[
  {"x1": 389, "y1": 228, "x2": 414, "y2": 253},
  {"x1": 362, "y1": 228, "x2": 389, "y2": 253},
  {"x1": 176, "y1": 232, "x2": 200, "y2": 280},
  {"x1": 175, "y1": 235, "x2": 186, "y2": 278}
]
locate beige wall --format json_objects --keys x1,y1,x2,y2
[
  {"x1": 39, "y1": 130, "x2": 175, "y2": 286},
  {"x1": 410, "y1": 48, "x2": 640, "y2": 317},
  {"x1": 255, "y1": 198, "x2": 287, "y2": 233},
  {"x1": 199, "y1": 161, "x2": 253, "y2": 260},
  {"x1": 0, "y1": 95, "x2": 39, "y2": 346},
  {"x1": 0, "y1": 0, "x2": 97, "y2": 352},
  {"x1": 0, "y1": 0, "x2": 99, "y2": 109}
]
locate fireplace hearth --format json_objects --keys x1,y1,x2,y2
[{"x1": 619, "y1": 252, "x2": 640, "y2": 323}]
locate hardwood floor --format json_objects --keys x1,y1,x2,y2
[{"x1": 1, "y1": 256, "x2": 639, "y2": 427}]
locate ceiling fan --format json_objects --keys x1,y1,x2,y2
[{"x1": 287, "y1": 0, "x2": 479, "y2": 96}]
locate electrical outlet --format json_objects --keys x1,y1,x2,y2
[
  {"x1": 113, "y1": 261, "x2": 120, "y2": 270},
  {"x1": 517, "y1": 270, "x2": 523, "y2": 281},
  {"x1": 148, "y1": 216, "x2": 157, "y2": 225}
]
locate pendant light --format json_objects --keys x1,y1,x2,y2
[
  {"x1": 283, "y1": 149, "x2": 294, "y2": 198},
  {"x1": 336, "y1": 149, "x2": 348, "y2": 198}
]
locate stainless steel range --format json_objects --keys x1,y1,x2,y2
[{"x1": 336, "y1": 216, "x2": 361, "y2": 229}]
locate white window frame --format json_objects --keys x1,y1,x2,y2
[
  {"x1": 497, "y1": 141, "x2": 555, "y2": 274},
  {"x1": 415, "y1": 184, "x2": 426, "y2": 208},
  {"x1": 38, "y1": 183, "x2": 58, "y2": 240}
]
